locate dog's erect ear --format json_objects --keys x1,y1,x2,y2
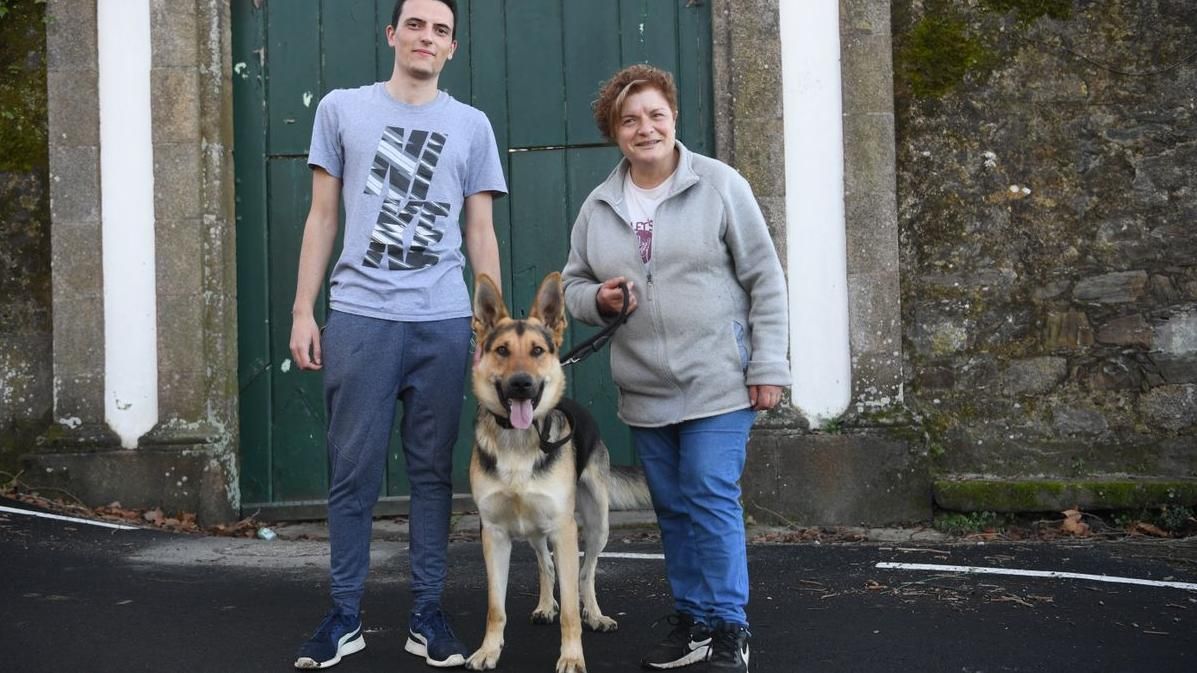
[
  {"x1": 530, "y1": 272, "x2": 567, "y2": 348},
  {"x1": 472, "y1": 273, "x2": 508, "y2": 340}
]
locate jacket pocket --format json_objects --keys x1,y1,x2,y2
[{"x1": 732, "y1": 321, "x2": 750, "y2": 372}]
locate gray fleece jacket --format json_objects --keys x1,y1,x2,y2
[{"x1": 562, "y1": 141, "x2": 792, "y2": 427}]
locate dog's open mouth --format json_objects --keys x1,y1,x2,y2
[{"x1": 496, "y1": 380, "x2": 544, "y2": 430}]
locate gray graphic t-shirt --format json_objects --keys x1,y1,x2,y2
[{"x1": 308, "y1": 83, "x2": 507, "y2": 321}]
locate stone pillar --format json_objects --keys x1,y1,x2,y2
[
  {"x1": 29, "y1": 0, "x2": 238, "y2": 524},
  {"x1": 44, "y1": 0, "x2": 118, "y2": 449},
  {"x1": 712, "y1": 0, "x2": 929, "y2": 525},
  {"x1": 840, "y1": 0, "x2": 904, "y2": 413}
]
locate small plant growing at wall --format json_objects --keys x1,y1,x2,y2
[{"x1": 934, "y1": 510, "x2": 1010, "y2": 536}]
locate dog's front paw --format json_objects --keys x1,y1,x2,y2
[
  {"x1": 466, "y1": 646, "x2": 502, "y2": 671},
  {"x1": 555, "y1": 653, "x2": 587, "y2": 673},
  {"x1": 530, "y1": 600, "x2": 559, "y2": 624},
  {"x1": 583, "y1": 612, "x2": 618, "y2": 632}
]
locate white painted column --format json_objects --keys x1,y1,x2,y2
[
  {"x1": 98, "y1": 0, "x2": 158, "y2": 448},
  {"x1": 778, "y1": 0, "x2": 852, "y2": 426}
]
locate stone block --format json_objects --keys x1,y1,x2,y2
[
  {"x1": 151, "y1": 0, "x2": 199, "y2": 68},
  {"x1": 842, "y1": 112, "x2": 897, "y2": 197},
  {"x1": 935, "y1": 478, "x2": 1197, "y2": 513},
  {"x1": 1150, "y1": 354, "x2": 1197, "y2": 384},
  {"x1": 728, "y1": 5, "x2": 783, "y2": 122},
  {"x1": 911, "y1": 318, "x2": 973, "y2": 356},
  {"x1": 754, "y1": 195, "x2": 787, "y2": 265},
  {"x1": 1073, "y1": 270, "x2": 1149, "y2": 304},
  {"x1": 743, "y1": 430, "x2": 930, "y2": 526},
  {"x1": 153, "y1": 142, "x2": 202, "y2": 220},
  {"x1": 840, "y1": 0, "x2": 890, "y2": 35},
  {"x1": 1042, "y1": 310, "x2": 1094, "y2": 350},
  {"x1": 1001, "y1": 356, "x2": 1067, "y2": 396},
  {"x1": 159, "y1": 369, "x2": 208, "y2": 422},
  {"x1": 1154, "y1": 310, "x2": 1197, "y2": 354},
  {"x1": 51, "y1": 297, "x2": 105, "y2": 378},
  {"x1": 46, "y1": 69, "x2": 100, "y2": 146},
  {"x1": 46, "y1": 0, "x2": 97, "y2": 69},
  {"x1": 848, "y1": 271, "x2": 901, "y2": 354},
  {"x1": 20, "y1": 446, "x2": 237, "y2": 524},
  {"x1": 46, "y1": 372, "x2": 108, "y2": 432},
  {"x1": 48, "y1": 145, "x2": 101, "y2": 224},
  {"x1": 0, "y1": 335, "x2": 53, "y2": 423},
  {"x1": 1051, "y1": 406, "x2": 1110, "y2": 436},
  {"x1": 155, "y1": 218, "x2": 204, "y2": 297},
  {"x1": 840, "y1": 34, "x2": 894, "y2": 116},
  {"x1": 50, "y1": 222, "x2": 104, "y2": 302},
  {"x1": 845, "y1": 190, "x2": 899, "y2": 276},
  {"x1": 1095, "y1": 313, "x2": 1151, "y2": 348},
  {"x1": 157, "y1": 292, "x2": 205, "y2": 376},
  {"x1": 849, "y1": 351, "x2": 903, "y2": 408},
  {"x1": 151, "y1": 68, "x2": 201, "y2": 143},
  {"x1": 731, "y1": 117, "x2": 786, "y2": 199},
  {"x1": 1140, "y1": 384, "x2": 1197, "y2": 432}
]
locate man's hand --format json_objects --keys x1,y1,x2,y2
[
  {"x1": 749, "y1": 384, "x2": 783, "y2": 411},
  {"x1": 289, "y1": 312, "x2": 323, "y2": 371},
  {"x1": 596, "y1": 277, "x2": 638, "y2": 318}
]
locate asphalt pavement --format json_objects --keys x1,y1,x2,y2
[{"x1": 2, "y1": 496, "x2": 1195, "y2": 673}]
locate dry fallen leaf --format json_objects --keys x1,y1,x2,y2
[
  {"x1": 1061, "y1": 509, "x2": 1091, "y2": 537},
  {"x1": 1134, "y1": 521, "x2": 1169, "y2": 538}
]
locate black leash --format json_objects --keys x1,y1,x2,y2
[{"x1": 560, "y1": 282, "x2": 630, "y2": 367}]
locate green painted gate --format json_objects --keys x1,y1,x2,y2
[{"x1": 232, "y1": 0, "x2": 714, "y2": 516}]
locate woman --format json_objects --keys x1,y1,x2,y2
[{"x1": 562, "y1": 64, "x2": 791, "y2": 673}]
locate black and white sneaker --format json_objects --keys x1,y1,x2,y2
[
  {"x1": 641, "y1": 613, "x2": 712, "y2": 669},
  {"x1": 702, "y1": 622, "x2": 750, "y2": 673}
]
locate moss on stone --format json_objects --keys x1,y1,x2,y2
[
  {"x1": 0, "y1": 1, "x2": 48, "y2": 171},
  {"x1": 981, "y1": 0, "x2": 1072, "y2": 23},
  {"x1": 897, "y1": 14, "x2": 993, "y2": 99},
  {"x1": 936, "y1": 478, "x2": 1197, "y2": 513}
]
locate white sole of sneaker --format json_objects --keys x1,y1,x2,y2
[
  {"x1": 645, "y1": 644, "x2": 710, "y2": 669},
  {"x1": 405, "y1": 635, "x2": 466, "y2": 668},
  {"x1": 294, "y1": 633, "x2": 365, "y2": 669}
]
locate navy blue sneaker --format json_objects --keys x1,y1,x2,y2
[
  {"x1": 294, "y1": 610, "x2": 365, "y2": 669},
  {"x1": 405, "y1": 607, "x2": 467, "y2": 667}
]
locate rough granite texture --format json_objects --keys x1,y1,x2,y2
[{"x1": 894, "y1": 0, "x2": 1197, "y2": 481}]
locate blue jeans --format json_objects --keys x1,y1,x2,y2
[
  {"x1": 321, "y1": 310, "x2": 471, "y2": 616},
  {"x1": 632, "y1": 408, "x2": 757, "y2": 627}
]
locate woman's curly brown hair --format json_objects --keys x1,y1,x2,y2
[{"x1": 592, "y1": 64, "x2": 678, "y2": 141}]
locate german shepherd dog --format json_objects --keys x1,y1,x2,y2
[{"x1": 465, "y1": 272, "x2": 651, "y2": 673}]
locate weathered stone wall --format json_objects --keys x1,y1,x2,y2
[
  {"x1": 894, "y1": 0, "x2": 1197, "y2": 484},
  {"x1": 0, "y1": 2, "x2": 51, "y2": 472}
]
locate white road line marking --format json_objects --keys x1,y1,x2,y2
[
  {"x1": 589, "y1": 552, "x2": 665, "y2": 560},
  {"x1": 877, "y1": 562, "x2": 1197, "y2": 592},
  {"x1": 0, "y1": 505, "x2": 140, "y2": 531}
]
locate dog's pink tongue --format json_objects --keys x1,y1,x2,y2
[{"x1": 509, "y1": 399, "x2": 534, "y2": 430}]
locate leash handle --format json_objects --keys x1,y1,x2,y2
[{"x1": 560, "y1": 282, "x2": 630, "y2": 367}]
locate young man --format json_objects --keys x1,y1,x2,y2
[{"x1": 289, "y1": 0, "x2": 505, "y2": 668}]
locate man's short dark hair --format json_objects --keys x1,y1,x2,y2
[{"x1": 391, "y1": 0, "x2": 458, "y2": 39}]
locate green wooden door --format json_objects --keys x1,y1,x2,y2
[{"x1": 233, "y1": 0, "x2": 714, "y2": 516}]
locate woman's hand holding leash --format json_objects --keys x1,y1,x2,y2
[{"x1": 597, "y1": 277, "x2": 637, "y2": 317}]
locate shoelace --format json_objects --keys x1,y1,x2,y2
[
  {"x1": 709, "y1": 627, "x2": 748, "y2": 663},
  {"x1": 311, "y1": 611, "x2": 353, "y2": 641},
  {"x1": 422, "y1": 609, "x2": 460, "y2": 644}
]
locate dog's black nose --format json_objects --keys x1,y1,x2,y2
[{"x1": 506, "y1": 373, "x2": 535, "y2": 399}]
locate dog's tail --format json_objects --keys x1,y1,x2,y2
[{"x1": 607, "y1": 465, "x2": 653, "y2": 511}]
